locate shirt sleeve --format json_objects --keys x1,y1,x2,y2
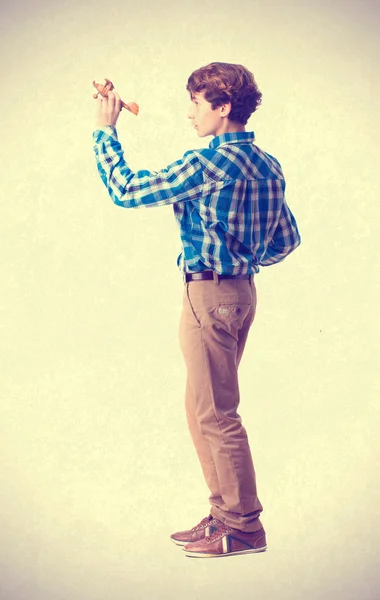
[
  {"x1": 259, "y1": 199, "x2": 301, "y2": 266},
  {"x1": 92, "y1": 126, "x2": 204, "y2": 208}
]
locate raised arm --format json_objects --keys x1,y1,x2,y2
[{"x1": 93, "y1": 126, "x2": 204, "y2": 209}]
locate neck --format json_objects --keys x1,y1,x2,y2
[{"x1": 215, "y1": 120, "x2": 246, "y2": 137}]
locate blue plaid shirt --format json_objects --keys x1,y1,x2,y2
[{"x1": 93, "y1": 126, "x2": 301, "y2": 275}]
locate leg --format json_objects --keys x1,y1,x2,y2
[
  {"x1": 179, "y1": 277, "x2": 263, "y2": 532},
  {"x1": 179, "y1": 286, "x2": 223, "y2": 505},
  {"x1": 184, "y1": 376, "x2": 223, "y2": 506}
]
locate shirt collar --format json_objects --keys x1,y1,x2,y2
[{"x1": 209, "y1": 131, "x2": 255, "y2": 149}]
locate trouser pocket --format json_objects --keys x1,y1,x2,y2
[
  {"x1": 186, "y1": 284, "x2": 202, "y2": 327},
  {"x1": 208, "y1": 302, "x2": 252, "y2": 336}
]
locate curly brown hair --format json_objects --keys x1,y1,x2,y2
[{"x1": 186, "y1": 62, "x2": 262, "y2": 125}]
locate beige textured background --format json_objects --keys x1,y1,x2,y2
[{"x1": 1, "y1": 0, "x2": 379, "y2": 598}]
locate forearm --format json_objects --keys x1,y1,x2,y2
[
  {"x1": 93, "y1": 127, "x2": 204, "y2": 209},
  {"x1": 93, "y1": 125, "x2": 120, "y2": 182},
  {"x1": 93, "y1": 126, "x2": 139, "y2": 207},
  {"x1": 259, "y1": 201, "x2": 301, "y2": 266},
  {"x1": 260, "y1": 235, "x2": 301, "y2": 266}
]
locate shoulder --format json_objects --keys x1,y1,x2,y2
[
  {"x1": 253, "y1": 144, "x2": 283, "y2": 169},
  {"x1": 184, "y1": 147, "x2": 231, "y2": 179}
]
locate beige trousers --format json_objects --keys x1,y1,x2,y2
[{"x1": 179, "y1": 274, "x2": 263, "y2": 532}]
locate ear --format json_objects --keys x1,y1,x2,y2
[{"x1": 220, "y1": 102, "x2": 232, "y2": 118}]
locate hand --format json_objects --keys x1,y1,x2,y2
[{"x1": 95, "y1": 91, "x2": 122, "y2": 128}]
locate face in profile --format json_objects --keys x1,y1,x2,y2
[{"x1": 187, "y1": 91, "x2": 232, "y2": 138}]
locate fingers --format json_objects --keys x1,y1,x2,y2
[
  {"x1": 108, "y1": 91, "x2": 121, "y2": 111},
  {"x1": 95, "y1": 91, "x2": 121, "y2": 127},
  {"x1": 96, "y1": 95, "x2": 103, "y2": 114}
]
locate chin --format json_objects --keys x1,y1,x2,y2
[{"x1": 197, "y1": 129, "x2": 212, "y2": 138}]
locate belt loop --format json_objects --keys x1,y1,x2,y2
[{"x1": 213, "y1": 270, "x2": 220, "y2": 286}]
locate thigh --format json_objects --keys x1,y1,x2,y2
[
  {"x1": 187, "y1": 278, "x2": 255, "y2": 340},
  {"x1": 182, "y1": 279, "x2": 255, "y2": 416},
  {"x1": 236, "y1": 280, "x2": 257, "y2": 367}
]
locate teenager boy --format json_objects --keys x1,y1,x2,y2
[{"x1": 93, "y1": 62, "x2": 301, "y2": 559}]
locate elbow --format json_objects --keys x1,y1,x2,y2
[
  {"x1": 293, "y1": 235, "x2": 301, "y2": 251},
  {"x1": 112, "y1": 196, "x2": 127, "y2": 207},
  {"x1": 109, "y1": 188, "x2": 133, "y2": 208}
]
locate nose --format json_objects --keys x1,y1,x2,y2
[{"x1": 187, "y1": 104, "x2": 194, "y2": 120}]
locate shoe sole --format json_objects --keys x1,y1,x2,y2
[
  {"x1": 183, "y1": 545, "x2": 267, "y2": 558},
  {"x1": 170, "y1": 537, "x2": 189, "y2": 546}
]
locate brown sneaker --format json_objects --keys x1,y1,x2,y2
[
  {"x1": 183, "y1": 522, "x2": 267, "y2": 558},
  {"x1": 170, "y1": 514, "x2": 223, "y2": 546}
]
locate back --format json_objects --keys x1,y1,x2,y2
[{"x1": 174, "y1": 131, "x2": 300, "y2": 275}]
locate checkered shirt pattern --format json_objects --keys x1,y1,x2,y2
[{"x1": 93, "y1": 127, "x2": 301, "y2": 274}]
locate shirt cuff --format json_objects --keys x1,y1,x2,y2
[{"x1": 92, "y1": 125, "x2": 118, "y2": 143}]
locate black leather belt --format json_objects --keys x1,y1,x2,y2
[{"x1": 184, "y1": 271, "x2": 252, "y2": 283}]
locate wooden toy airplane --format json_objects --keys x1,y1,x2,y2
[{"x1": 93, "y1": 78, "x2": 139, "y2": 116}]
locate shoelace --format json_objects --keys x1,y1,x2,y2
[
  {"x1": 206, "y1": 522, "x2": 232, "y2": 543},
  {"x1": 192, "y1": 516, "x2": 213, "y2": 531}
]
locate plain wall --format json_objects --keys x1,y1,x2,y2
[{"x1": 1, "y1": 0, "x2": 379, "y2": 598}]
